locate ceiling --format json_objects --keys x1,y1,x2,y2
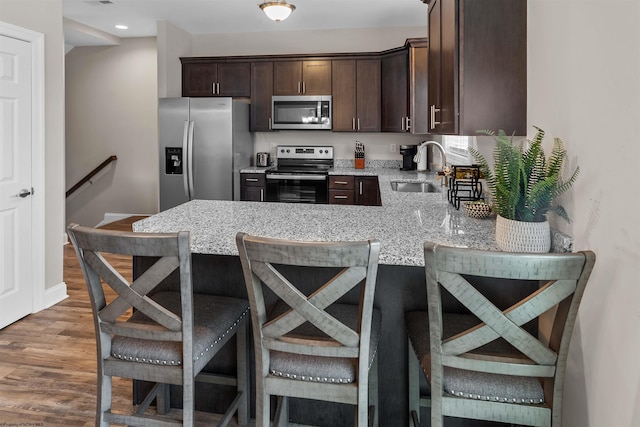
[{"x1": 63, "y1": 0, "x2": 428, "y2": 48}]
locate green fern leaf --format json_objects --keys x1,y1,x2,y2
[{"x1": 473, "y1": 126, "x2": 579, "y2": 223}]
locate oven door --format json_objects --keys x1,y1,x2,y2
[{"x1": 265, "y1": 174, "x2": 328, "y2": 204}]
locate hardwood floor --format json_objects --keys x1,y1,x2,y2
[{"x1": 0, "y1": 217, "x2": 240, "y2": 426}]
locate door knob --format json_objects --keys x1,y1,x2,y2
[{"x1": 18, "y1": 188, "x2": 32, "y2": 198}]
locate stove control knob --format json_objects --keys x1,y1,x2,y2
[{"x1": 286, "y1": 149, "x2": 290, "y2": 153}]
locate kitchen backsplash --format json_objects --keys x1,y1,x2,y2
[
  {"x1": 334, "y1": 159, "x2": 402, "y2": 169},
  {"x1": 253, "y1": 131, "x2": 433, "y2": 161}
]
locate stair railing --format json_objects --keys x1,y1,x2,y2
[{"x1": 66, "y1": 155, "x2": 118, "y2": 198}]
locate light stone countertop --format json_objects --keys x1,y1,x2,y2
[{"x1": 134, "y1": 167, "x2": 497, "y2": 266}]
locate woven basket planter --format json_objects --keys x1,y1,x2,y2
[
  {"x1": 495, "y1": 215, "x2": 551, "y2": 253},
  {"x1": 463, "y1": 201, "x2": 492, "y2": 219}
]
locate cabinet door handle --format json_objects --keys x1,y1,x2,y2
[
  {"x1": 212, "y1": 82, "x2": 216, "y2": 94},
  {"x1": 359, "y1": 181, "x2": 363, "y2": 195},
  {"x1": 430, "y1": 105, "x2": 433, "y2": 129},
  {"x1": 352, "y1": 118, "x2": 356, "y2": 130},
  {"x1": 260, "y1": 189, "x2": 264, "y2": 202},
  {"x1": 216, "y1": 82, "x2": 220, "y2": 94},
  {"x1": 302, "y1": 81, "x2": 306, "y2": 94},
  {"x1": 297, "y1": 81, "x2": 301, "y2": 94},
  {"x1": 334, "y1": 195, "x2": 348, "y2": 199},
  {"x1": 335, "y1": 181, "x2": 349, "y2": 185},
  {"x1": 245, "y1": 178, "x2": 259, "y2": 182},
  {"x1": 269, "y1": 117, "x2": 272, "y2": 130},
  {"x1": 406, "y1": 117, "x2": 411, "y2": 132},
  {"x1": 357, "y1": 118, "x2": 361, "y2": 130},
  {"x1": 430, "y1": 105, "x2": 441, "y2": 130}
]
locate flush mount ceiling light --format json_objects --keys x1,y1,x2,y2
[{"x1": 259, "y1": 1, "x2": 296, "y2": 22}]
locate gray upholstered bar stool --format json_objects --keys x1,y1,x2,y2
[
  {"x1": 68, "y1": 224, "x2": 250, "y2": 427},
  {"x1": 406, "y1": 242, "x2": 595, "y2": 427},
  {"x1": 236, "y1": 232, "x2": 381, "y2": 427}
]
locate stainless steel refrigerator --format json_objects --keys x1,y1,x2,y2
[{"x1": 158, "y1": 97, "x2": 253, "y2": 211}]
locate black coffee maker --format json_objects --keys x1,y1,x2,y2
[{"x1": 399, "y1": 145, "x2": 418, "y2": 171}]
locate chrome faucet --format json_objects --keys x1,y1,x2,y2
[{"x1": 421, "y1": 140, "x2": 447, "y2": 171}]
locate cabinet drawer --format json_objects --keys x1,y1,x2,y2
[
  {"x1": 241, "y1": 173, "x2": 266, "y2": 187},
  {"x1": 329, "y1": 176, "x2": 355, "y2": 190},
  {"x1": 329, "y1": 189, "x2": 355, "y2": 205}
]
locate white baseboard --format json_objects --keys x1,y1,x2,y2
[{"x1": 41, "y1": 281, "x2": 69, "y2": 310}]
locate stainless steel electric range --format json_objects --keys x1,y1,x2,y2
[{"x1": 265, "y1": 145, "x2": 334, "y2": 204}]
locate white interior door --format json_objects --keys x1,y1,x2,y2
[{"x1": 0, "y1": 34, "x2": 34, "y2": 329}]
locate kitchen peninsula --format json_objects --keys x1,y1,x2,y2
[
  {"x1": 133, "y1": 169, "x2": 505, "y2": 425},
  {"x1": 135, "y1": 170, "x2": 497, "y2": 264}
]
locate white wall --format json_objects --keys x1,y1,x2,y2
[
  {"x1": 0, "y1": 0, "x2": 65, "y2": 292},
  {"x1": 191, "y1": 26, "x2": 427, "y2": 56},
  {"x1": 65, "y1": 37, "x2": 158, "y2": 227},
  {"x1": 157, "y1": 21, "x2": 192, "y2": 98},
  {"x1": 528, "y1": 2, "x2": 640, "y2": 426}
]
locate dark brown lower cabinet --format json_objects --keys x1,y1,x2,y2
[
  {"x1": 329, "y1": 175, "x2": 380, "y2": 206},
  {"x1": 240, "y1": 173, "x2": 265, "y2": 202},
  {"x1": 329, "y1": 175, "x2": 354, "y2": 204},
  {"x1": 355, "y1": 176, "x2": 381, "y2": 206}
]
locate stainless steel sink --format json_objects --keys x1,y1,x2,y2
[{"x1": 390, "y1": 181, "x2": 440, "y2": 193}]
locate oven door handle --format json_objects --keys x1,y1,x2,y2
[{"x1": 266, "y1": 174, "x2": 327, "y2": 181}]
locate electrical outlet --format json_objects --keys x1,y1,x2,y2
[{"x1": 390, "y1": 144, "x2": 396, "y2": 153}]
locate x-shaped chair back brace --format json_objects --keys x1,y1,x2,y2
[
  {"x1": 71, "y1": 227, "x2": 191, "y2": 342},
  {"x1": 428, "y1": 247, "x2": 589, "y2": 378}
]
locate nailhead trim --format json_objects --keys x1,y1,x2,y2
[
  {"x1": 414, "y1": 349, "x2": 544, "y2": 405},
  {"x1": 270, "y1": 368, "x2": 352, "y2": 384},
  {"x1": 446, "y1": 389, "x2": 543, "y2": 404},
  {"x1": 267, "y1": 319, "x2": 379, "y2": 385},
  {"x1": 195, "y1": 308, "x2": 248, "y2": 361},
  {"x1": 111, "y1": 307, "x2": 249, "y2": 366}
]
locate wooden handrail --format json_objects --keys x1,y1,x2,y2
[{"x1": 66, "y1": 155, "x2": 118, "y2": 198}]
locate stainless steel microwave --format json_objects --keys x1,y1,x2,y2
[{"x1": 271, "y1": 95, "x2": 332, "y2": 130}]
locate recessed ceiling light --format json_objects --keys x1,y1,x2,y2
[{"x1": 115, "y1": 24, "x2": 128, "y2": 30}]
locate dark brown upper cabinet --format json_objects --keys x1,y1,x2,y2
[
  {"x1": 180, "y1": 17, "x2": 526, "y2": 135},
  {"x1": 182, "y1": 60, "x2": 251, "y2": 97},
  {"x1": 408, "y1": 39, "x2": 429, "y2": 135},
  {"x1": 250, "y1": 61, "x2": 273, "y2": 132},
  {"x1": 381, "y1": 49, "x2": 409, "y2": 133},
  {"x1": 427, "y1": 0, "x2": 526, "y2": 135},
  {"x1": 331, "y1": 59, "x2": 381, "y2": 132},
  {"x1": 273, "y1": 60, "x2": 331, "y2": 95},
  {"x1": 381, "y1": 39, "x2": 429, "y2": 134}
]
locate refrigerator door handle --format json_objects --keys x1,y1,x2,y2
[
  {"x1": 182, "y1": 120, "x2": 190, "y2": 199},
  {"x1": 187, "y1": 120, "x2": 195, "y2": 200}
]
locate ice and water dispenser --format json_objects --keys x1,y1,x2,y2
[{"x1": 165, "y1": 147, "x2": 183, "y2": 174}]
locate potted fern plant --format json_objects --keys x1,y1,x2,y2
[{"x1": 470, "y1": 126, "x2": 579, "y2": 252}]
